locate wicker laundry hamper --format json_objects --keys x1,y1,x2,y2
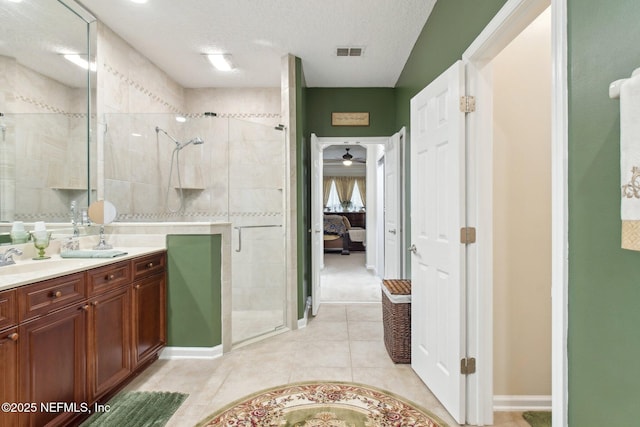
[{"x1": 381, "y1": 279, "x2": 411, "y2": 363}]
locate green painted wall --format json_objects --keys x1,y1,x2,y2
[
  {"x1": 567, "y1": 1, "x2": 640, "y2": 425},
  {"x1": 394, "y1": 0, "x2": 508, "y2": 275},
  {"x1": 297, "y1": 87, "x2": 398, "y2": 312},
  {"x1": 306, "y1": 88, "x2": 397, "y2": 137},
  {"x1": 394, "y1": 0, "x2": 507, "y2": 129},
  {"x1": 166, "y1": 234, "x2": 222, "y2": 347}
]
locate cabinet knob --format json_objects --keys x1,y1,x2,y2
[
  {"x1": 3, "y1": 333, "x2": 19, "y2": 342},
  {"x1": 105, "y1": 274, "x2": 115, "y2": 280},
  {"x1": 53, "y1": 290, "x2": 62, "y2": 298},
  {"x1": 92, "y1": 301, "x2": 99, "y2": 307},
  {"x1": 146, "y1": 262, "x2": 154, "y2": 268},
  {"x1": 80, "y1": 304, "x2": 90, "y2": 311},
  {"x1": 134, "y1": 284, "x2": 140, "y2": 289}
]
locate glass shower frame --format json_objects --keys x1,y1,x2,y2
[{"x1": 101, "y1": 113, "x2": 287, "y2": 345}]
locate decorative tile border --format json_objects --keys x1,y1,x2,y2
[
  {"x1": 14, "y1": 95, "x2": 88, "y2": 118},
  {"x1": 103, "y1": 63, "x2": 183, "y2": 113},
  {"x1": 115, "y1": 211, "x2": 282, "y2": 222}
]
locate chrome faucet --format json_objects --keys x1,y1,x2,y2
[
  {"x1": 0, "y1": 248, "x2": 23, "y2": 267},
  {"x1": 71, "y1": 201, "x2": 79, "y2": 237}
]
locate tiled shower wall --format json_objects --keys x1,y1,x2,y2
[
  {"x1": 97, "y1": 23, "x2": 287, "y2": 320},
  {"x1": 0, "y1": 56, "x2": 89, "y2": 222}
]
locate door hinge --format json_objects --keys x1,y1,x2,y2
[
  {"x1": 460, "y1": 227, "x2": 476, "y2": 244},
  {"x1": 459, "y1": 96, "x2": 476, "y2": 113},
  {"x1": 461, "y1": 357, "x2": 476, "y2": 375}
]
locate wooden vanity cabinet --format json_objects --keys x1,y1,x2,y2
[
  {"x1": 86, "y1": 284, "x2": 132, "y2": 402},
  {"x1": 0, "y1": 290, "x2": 18, "y2": 427},
  {"x1": 131, "y1": 253, "x2": 166, "y2": 367},
  {"x1": 19, "y1": 302, "x2": 87, "y2": 427},
  {"x1": 0, "y1": 327, "x2": 19, "y2": 427},
  {"x1": 0, "y1": 251, "x2": 166, "y2": 427},
  {"x1": 0, "y1": 289, "x2": 17, "y2": 331}
]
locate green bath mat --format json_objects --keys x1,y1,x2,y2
[
  {"x1": 82, "y1": 391, "x2": 188, "y2": 427},
  {"x1": 523, "y1": 411, "x2": 552, "y2": 427}
]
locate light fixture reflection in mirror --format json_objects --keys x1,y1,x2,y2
[{"x1": 88, "y1": 200, "x2": 117, "y2": 250}]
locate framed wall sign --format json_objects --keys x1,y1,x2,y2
[{"x1": 331, "y1": 112, "x2": 370, "y2": 127}]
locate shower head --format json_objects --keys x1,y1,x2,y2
[
  {"x1": 179, "y1": 136, "x2": 204, "y2": 149},
  {"x1": 156, "y1": 126, "x2": 204, "y2": 149}
]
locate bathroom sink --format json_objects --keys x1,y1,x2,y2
[{"x1": 0, "y1": 259, "x2": 82, "y2": 275}]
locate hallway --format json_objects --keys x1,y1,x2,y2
[
  {"x1": 320, "y1": 252, "x2": 382, "y2": 302},
  {"x1": 124, "y1": 303, "x2": 528, "y2": 426}
]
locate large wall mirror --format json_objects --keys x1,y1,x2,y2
[{"x1": 0, "y1": 0, "x2": 96, "y2": 225}]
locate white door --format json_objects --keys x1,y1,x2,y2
[
  {"x1": 310, "y1": 134, "x2": 323, "y2": 315},
  {"x1": 384, "y1": 131, "x2": 401, "y2": 278},
  {"x1": 410, "y1": 60, "x2": 466, "y2": 424}
]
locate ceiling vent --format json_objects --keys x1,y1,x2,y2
[{"x1": 336, "y1": 47, "x2": 364, "y2": 57}]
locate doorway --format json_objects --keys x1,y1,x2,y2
[
  {"x1": 463, "y1": 0, "x2": 565, "y2": 424},
  {"x1": 311, "y1": 134, "x2": 405, "y2": 313},
  {"x1": 321, "y1": 143, "x2": 379, "y2": 302},
  {"x1": 408, "y1": 0, "x2": 564, "y2": 424}
]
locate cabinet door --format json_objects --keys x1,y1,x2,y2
[
  {"x1": 0, "y1": 290, "x2": 16, "y2": 331},
  {"x1": 19, "y1": 304, "x2": 87, "y2": 427},
  {"x1": 0, "y1": 328, "x2": 19, "y2": 427},
  {"x1": 87, "y1": 286, "x2": 131, "y2": 402},
  {"x1": 131, "y1": 273, "x2": 166, "y2": 367}
]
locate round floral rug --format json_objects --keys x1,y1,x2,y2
[{"x1": 197, "y1": 381, "x2": 448, "y2": 426}]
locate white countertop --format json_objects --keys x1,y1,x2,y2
[{"x1": 0, "y1": 247, "x2": 165, "y2": 291}]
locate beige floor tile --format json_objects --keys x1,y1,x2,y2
[
  {"x1": 294, "y1": 340, "x2": 352, "y2": 368},
  {"x1": 314, "y1": 303, "x2": 348, "y2": 321},
  {"x1": 288, "y1": 367, "x2": 353, "y2": 383},
  {"x1": 290, "y1": 319, "x2": 349, "y2": 341},
  {"x1": 350, "y1": 340, "x2": 396, "y2": 368},
  {"x1": 348, "y1": 320, "x2": 384, "y2": 341},
  {"x1": 346, "y1": 303, "x2": 383, "y2": 322}
]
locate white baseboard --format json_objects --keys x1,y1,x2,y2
[
  {"x1": 493, "y1": 395, "x2": 552, "y2": 412},
  {"x1": 159, "y1": 345, "x2": 223, "y2": 360}
]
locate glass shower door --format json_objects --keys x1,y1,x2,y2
[{"x1": 228, "y1": 118, "x2": 286, "y2": 345}]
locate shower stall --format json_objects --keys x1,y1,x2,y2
[{"x1": 101, "y1": 113, "x2": 288, "y2": 345}]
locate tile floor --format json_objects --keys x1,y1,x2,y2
[{"x1": 124, "y1": 303, "x2": 530, "y2": 426}]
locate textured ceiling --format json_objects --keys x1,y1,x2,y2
[
  {"x1": 0, "y1": 0, "x2": 92, "y2": 88},
  {"x1": 79, "y1": 0, "x2": 435, "y2": 88},
  {"x1": 324, "y1": 144, "x2": 366, "y2": 162}
]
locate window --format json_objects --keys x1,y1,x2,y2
[{"x1": 325, "y1": 179, "x2": 364, "y2": 212}]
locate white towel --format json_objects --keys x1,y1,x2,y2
[{"x1": 619, "y1": 68, "x2": 640, "y2": 250}]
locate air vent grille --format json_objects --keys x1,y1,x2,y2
[{"x1": 336, "y1": 47, "x2": 364, "y2": 57}]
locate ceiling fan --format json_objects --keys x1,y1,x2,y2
[{"x1": 341, "y1": 148, "x2": 365, "y2": 166}]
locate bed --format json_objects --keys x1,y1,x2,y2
[{"x1": 323, "y1": 214, "x2": 366, "y2": 254}]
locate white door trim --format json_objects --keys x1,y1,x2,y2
[
  {"x1": 462, "y1": 0, "x2": 567, "y2": 426},
  {"x1": 311, "y1": 136, "x2": 393, "y2": 306}
]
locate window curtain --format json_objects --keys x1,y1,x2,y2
[
  {"x1": 335, "y1": 177, "x2": 355, "y2": 205},
  {"x1": 356, "y1": 177, "x2": 366, "y2": 207},
  {"x1": 323, "y1": 177, "x2": 333, "y2": 207}
]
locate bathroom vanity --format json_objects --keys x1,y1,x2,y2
[{"x1": 0, "y1": 249, "x2": 166, "y2": 426}]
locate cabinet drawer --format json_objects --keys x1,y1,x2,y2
[
  {"x1": 18, "y1": 272, "x2": 86, "y2": 321},
  {"x1": 0, "y1": 289, "x2": 17, "y2": 330},
  {"x1": 132, "y1": 252, "x2": 166, "y2": 281},
  {"x1": 87, "y1": 260, "x2": 131, "y2": 296}
]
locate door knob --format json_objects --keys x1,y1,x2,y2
[{"x1": 408, "y1": 244, "x2": 417, "y2": 254}]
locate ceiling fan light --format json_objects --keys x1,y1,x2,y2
[{"x1": 342, "y1": 147, "x2": 354, "y2": 166}]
